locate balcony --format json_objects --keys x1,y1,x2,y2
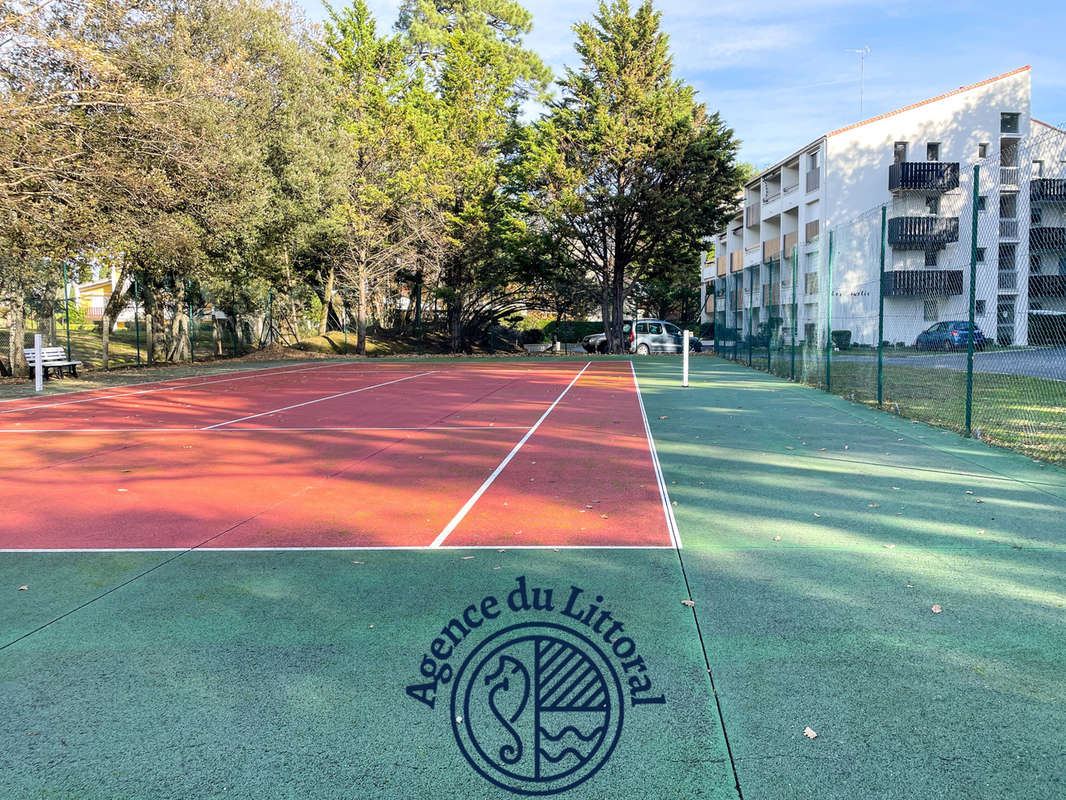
[
  {"x1": 1029, "y1": 275, "x2": 1066, "y2": 297},
  {"x1": 1032, "y1": 178, "x2": 1066, "y2": 203},
  {"x1": 888, "y1": 161, "x2": 960, "y2": 193},
  {"x1": 805, "y1": 219, "x2": 820, "y2": 242},
  {"x1": 806, "y1": 169, "x2": 820, "y2": 193},
  {"x1": 999, "y1": 219, "x2": 1019, "y2": 239},
  {"x1": 1030, "y1": 227, "x2": 1066, "y2": 252},
  {"x1": 887, "y1": 216, "x2": 960, "y2": 250},
  {"x1": 882, "y1": 270, "x2": 964, "y2": 297},
  {"x1": 762, "y1": 282, "x2": 782, "y2": 306},
  {"x1": 745, "y1": 203, "x2": 758, "y2": 227},
  {"x1": 783, "y1": 231, "x2": 798, "y2": 258},
  {"x1": 716, "y1": 254, "x2": 728, "y2": 277},
  {"x1": 763, "y1": 238, "x2": 782, "y2": 262},
  {"x1": 1000, "y1": 166, "x2": 1019, "y2": 188}
]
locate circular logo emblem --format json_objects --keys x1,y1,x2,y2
[{"x1": 450, "y1": 622, "x2": 624, "y2": 796}]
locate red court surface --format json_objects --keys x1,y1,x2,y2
[{"x1": 0, "y1": 360, "x2": 677, "y2": 551}]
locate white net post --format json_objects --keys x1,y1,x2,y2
[
  {"x1": 34, "y1": 333, "x2": 43, "y2": 392},
  {"x1": 682, "y1": 330, "x2": 690, "y2": 386}
]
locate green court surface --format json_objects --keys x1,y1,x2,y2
[{"x1": 2, "y1": 356, "x2": 1065, "y2": 799}]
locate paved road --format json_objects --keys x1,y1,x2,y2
[{"x1": 835, "y1": 346, "x2": 1066, "y2": 381}]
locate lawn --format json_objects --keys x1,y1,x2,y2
[{"x1": 2, "y1": 326, "x2": 219, "y2": 370}]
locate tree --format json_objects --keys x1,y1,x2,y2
[{"x1": 527, "y1": 0, "x2": 744, "y2": 352}]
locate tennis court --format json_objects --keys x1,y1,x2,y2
[{"x1": 2, "y1": 355, "x2": 1064, "y2": 799}]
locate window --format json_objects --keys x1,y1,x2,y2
[
  {"x1": 1033, "y1": 160, "x2": 1044, "y2": 177},
  {"x1": 894, "y1": 142, "x2": 908, "y2": 163},
  {"x1": 924, "y1": 251, "x2": 938, "y2": 267},
  {"x1": 664, "y1": 323, "x2": 679, "y2": 335},
  {"x1": 926, "y1": 196, "x2": 940, "y2": 215},
  {"x1": 804, "y1": 322, "x2": 816, "y2": 341},
  {"x1": 924, "y1": 300, "x2": 938, "y2": 321},
  {"x1": 1031, "y1": 255, "x2": 1042, "y2": 274},
  {"x1": 805, "y1": 273, "x2": 819, "y2": 294},
  {"x1": 1032, "y1": 207, "x2": 1043, "y2": 225},
  {"x1": 1000, "y1": 193, "x2": 1016, "y2": 219},
  {"x1": 1000, "y1": 113, "x2": 1020, "y2": 134},
  {"x1": 646, "y1": 322, "x2": 663, "y2": 335},
  {"x1": 977, "y1": 196, "x2": 987, "y2": 211},
  {"x1": 975, "y1": 299, "x2": 986, "y2": 315},
  {"x1": 977, "y1": 248, "x2": 986, "y2": 263},
  {"x1": 978, "y1": 143, "x2": 989, "y2": 159},
  {"x1": 927, "y1": 143, "x2": 940, "y2": 161},
  {"x1": 808, "y1": 151, "x2": 819, "y2": 170},
  {"x1": 999, "y1": 243, "x2": 1016, "y2": 269}
]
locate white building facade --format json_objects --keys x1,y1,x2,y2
[{"x1": 700, "y1": 66, "x2": 1066, "y2": 348}]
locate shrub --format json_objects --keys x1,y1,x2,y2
[
  {"x1": 830, "y1": 330, "x2": 851, "y2": 350},
  {"x1": 520, "y1": 327, "x2": 545, "y2": 345},
  {"x1": 699, "y1": 322, "x2": 714, "y2": 338}
]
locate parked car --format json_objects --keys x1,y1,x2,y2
[
  {"x1": 914, "y1": 321, "x2": 987, "y2": 351},
  {"x1": 580, "y1": 319, "x2": 701, "y2": 354}
]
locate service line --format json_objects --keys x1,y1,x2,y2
[
  {"x1": 429, "y1": 361, "x2": 592, "y2": 548},
  {"x1": 201, "y1": 371, "x2": 438, "y2": 429},
  {"x1": 630, "y1": 360, "x2": 682, "y2": 549}
]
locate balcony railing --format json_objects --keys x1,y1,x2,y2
[
  {"x1": 804, "y1": 272, "x2": 819, "y2": 295},
  {"x1": 1029, "y1": 275, "x2": 1066, "y2": 297},
  {"x1": 745, "y1": 203, "x2": 758, "y2": 227},
  {"x1": 882, "y1": 270, "x2": 964, "y2": 297},
  {"x1": 999, "y1": 219, "x2": 1019, "y2": 239},
  {"x1": 1030, "y1": 227, "x2": 1066, "y2": 252},
  {"x1": 716, "y1": 255, "x2": 728, "y2": 277},
  {"x1": 887, "y1": 216, "x2": 960, "y2": 249},
  {"x1": 806, "y1": 169, "x2": 820, "y2": 192},
  {"x1": 783, "y1": 183, "x2": 799, "y2": 195},
  {"x1": 998, "y1": 271, "x2": 1017, "y2": 291},
  {"x1": 1000, "y1": 166, "x2": 1019, "y2": 187},
  {"x1": 1032, "y1": 178, "x2": 1066, "y2": 203},
  {"x1": 888, "y1": 161, "x2": 960, "y2": 193},
  {"x1": 763, "y1": 239, "x2": 781, "y2": 262},
  {"x1": 805, "y1": 219, "x2": 820, "y2": 242},
  {"x1": 762, "y1": 282, "x2": 782, "y2": 306},
  {"x1": 763, "y1": 189, "x2": 781, "y2": 204}
]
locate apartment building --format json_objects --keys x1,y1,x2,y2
[{"x1": 700, "y1": 66, "x2": 1066, "y2": 347}]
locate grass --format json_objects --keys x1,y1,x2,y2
[
  {"x1": 737, "y1": 349, "x2": 1066, "y2": 467},
  {"x1": 2, "y1": 326, "x2": 219, "y2": 369}
]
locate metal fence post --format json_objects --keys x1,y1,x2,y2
[
  {"x1": 747, "y1": 267, "x2": 753, "y2": 367},
  {"x1": 133, "y1": 271, "x2": 142, "y2": 367},
  {"x1": 966, "y1": 165, "x2": 980, "y2": 436},
  {"x1": 767, "y1": 259, "x2": 773, "y2": 372},
  {"x1": 266, "y1": 289, "x2": 273, "y2": 348},
  {"x1": 826, "y1": 230, "x2": 834, "y2": 392},
  {"x1": 61, "y1": 261, "x2": 72, "y2": 361},
  {"x1": 877, "y1": 205, "x2": 886, "y2": 405},
  {"x1": 791, "y1": 245, "x2": 797, "y2": 380}
]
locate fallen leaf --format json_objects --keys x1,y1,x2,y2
[
  {"x1": 786, "y1": 446, "x2": 794, "y2": 451},
  {"x1": 600, "y1": 514, "x2": 609, "y2": 519},
  {"x1": 976, "y1": 530, "x2": 985, "y2": 535},
  {"x1": 965, "y1": 490, "x2": 974, "y2": 495},
  {"x1": 905, "y1": 584, "x2": 913, "y2": 588},
  {"x1": 813, "y1": 513, "x2": 821, "y2": 518},
  {"x1": 883, "y1": 544, "x2": 895, "y2": 549},
  {"x1": 931, "y1": 605, "x2": 943, "y2": 614},
  {"x1": 773, "y1": 535, "x2": 782, "y2": 542},
  {"x1": 869, "y1": 503, "x2": 880, "y2": 508},
  {"x1": 803, "y1": 727, "x2": 818, "y2": 739},
  {"x1": 369, "y1": 624, "x2": 374, "y2": 629},
  {"x1": 681, "y1": 599, "x2": 695, "y2": 607},
  {"x1": 658, "y1": 416, "x2": 668, "y2": 420},
  {"x1": 892, "y1": 487, "x2": 901, "y2": 490},
  {"x1": 461, "y1": 556, "x2": 474, "y2": 560},
  {"x1": 351, "y1": 561, "x2": 364, "y2": 565},
  {"x1": 18, "y1": 585, "x2": 28, "y2": 591},
  {"x1": 976, "y1": 498, "x2": 984, "y2": 504}
]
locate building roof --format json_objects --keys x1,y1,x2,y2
[
  {"x1": 826, "y1": 65, "x2": 1031, "y2": 137},
  {"x1": 1033, "y1": 117, "x2": 1066, "y2": 134},
  {"x1": 743, "y1": 66, "x2": 1033, "y2": 189}
]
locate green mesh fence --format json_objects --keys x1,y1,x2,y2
[{"x1": 714, "y1": 123, "x2": 1066, "y2": 466}]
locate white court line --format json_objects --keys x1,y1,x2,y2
[
  {"x1": 429, "y1": 361, "x2": 592, "y2": 548},
  {"x1": 201, "y1": 371, "x2": 437, "y2": 429},
  {"x1": 0, "y1": 425, "x2": 528, "y2": 434},
  {"x1": 0, "y1": 361, "x2": 363, "y2": 415},
  {"x1": 0, "y1": 545, "x2": 675, "y2": 553},
  {"x1": 630, "y1": 360, "x2": 682, "y2": 549}
]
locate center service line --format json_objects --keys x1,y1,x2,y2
[
  {"x1": 202, "y1": 371, "x2": 437, "y2": 429},
  {"x1": 429, "y1": 361, "x2": 592, "y2": 548}
]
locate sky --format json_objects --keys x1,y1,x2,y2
[{"x1": 296, "y1": 0, "x2": 1066, "y2": 169}]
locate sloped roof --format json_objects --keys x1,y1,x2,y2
[{"x1": 826, "y1": 66, "x2": 1031, "y2": 137}]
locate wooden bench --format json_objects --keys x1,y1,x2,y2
[{"x1": 25, "y1": 346, "x2": 82, "y2": 379}]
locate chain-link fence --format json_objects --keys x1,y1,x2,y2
[{"x1": 712, "y1": 123, "x2": 1066, "y2": 466}]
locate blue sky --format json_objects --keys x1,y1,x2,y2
[{"x1": 296, "y1": 0, "x2": 1066, "y2": 168}]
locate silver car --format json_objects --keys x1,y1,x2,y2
[{"x1": 581, "y1": 319, "x2": 699, "y2": 354}]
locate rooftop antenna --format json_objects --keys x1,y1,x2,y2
[{"x1": 846, "y1": 46, "x2": 871, "y2": 116}]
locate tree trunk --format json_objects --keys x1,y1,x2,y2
[
  {"x1": 319, "y1": 266, "x2": 335, "y2": 336},
  {"x1": 37, "y1": 284, "x2": 58, "y2": 346},
  {"x1": 99, "y1": 266, "x2": 128, "y2": 370},
  {"x1": 212, "y1": 317, "x2": 222, "y2": 356},
  {"x1": 167, "y1": 280, "x2": 189, "y2": 362},
  {"x1": 101, "y1": 312, "x2": 111, "y2": 369},
  {"x1": 7, "y1": 302, "x2": 27, "y2": 375}
]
